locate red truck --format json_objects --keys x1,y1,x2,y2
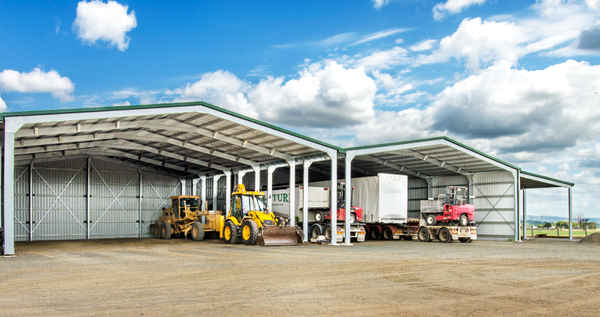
[{"x1": 420, "y1": 186, "x2": 475, "y2": 227}]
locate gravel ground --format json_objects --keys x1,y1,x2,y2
[{"x1": 1, "y1": 238, "x2": 599, "y2": 317}]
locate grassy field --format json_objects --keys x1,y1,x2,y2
[{"x1": 528, "y1": 228, "x2": 599, "y2": 238}]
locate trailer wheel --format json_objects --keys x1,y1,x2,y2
[
  {"x1": 459, "y1": 237, "x2": 472, "y2": 243},
  {"x1": 459, "y1": 214, "x2": 469, "y2": 226},
  {"x1": 369, "y1": 227, "x2": 381, "y2": 240},
  {"x1": 310, "y1": 224, "x2": 322, "y2": 241},
  {"x1": 438, "y1": 227, "x2": 452, "y2": 243},
  {"x1": 382, "y1": 227, "x2": 393, "y2": 240},
  {"x1": 191, "y1": 222, "x2": 205, "y2": 241},
  {"x1": 417, "y1": 227, "x2": 431, "y2": 242},
  {"x1": 425, "y1": 214, "x2": 437, "y2": 226}
]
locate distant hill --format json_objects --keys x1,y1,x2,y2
[{"x1": 527, "y1": 215, "x2": 600, "y2": 224}]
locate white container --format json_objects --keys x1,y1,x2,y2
[
  {"x1": 271, "y1": 186, "x2": 329, "y2": 220},
  {"x1": 351, "y1": 173, "x2": 408, "y2": 224}
]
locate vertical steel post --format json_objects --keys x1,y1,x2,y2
[
  {"x1": 2, "y1": 131, "x2": 16, "y2": 255},
  {"x1": 180, "y1": 179, "x2": 186, "y2": 195},
  {"x1": 288, "y1": 161, "x2": 296, "y2": 227},
  {"x1": 513, "y1": 169, "x2": 521, "y2": 242},
  {"x1": 568, "y1": 187, "x2": 573, "y2": 241},
  {"x1": 237, "y1": 170, "x2": 247, "y2": 185},
  {"x1": 302, "y1": 160, "x2": 312, "y2": 242},
  {"x1": 344, "y1": 154, "x2": 353, "y2": 245},
  {"x1": 426, "y1": 177, "x2": 433, "y2": 199},
  {"x1": 200, "y1": 176, "x2": 206, "y2": 210},
  {"x1": 192, "y1": 178, "x2": 199, "y2": 195},
  {"x1": 522, "y1": 189, "x2": 527, "y2": 240},
  {"x1": 28, "y1": 161, "x2": 33, "y2": 242},
  {"x1": 253, "y1": 166, "x2": 261, "y2": 191},
  {"x1": 86, "y1": 157, "x2": 91, "y2": 240},
  {"x1": 225, "y1": 171, "x2": 231, "y2": 216},
  {"x1": 267, "y1": 166, "x2": 276, "y2": 211},
  {"x1": 329, "y1": 152, "x2": 338, "y2": 245},
  {"x1": 138, "y1": 171, "x2": 142, "y2": 239},
  {"x1": 212, "y1": 175, "x2": 222, "y2": 211}
]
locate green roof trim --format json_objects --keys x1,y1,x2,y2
[
  {"x1": 1, "y1": 102, "x2": 574, "y2": 187},
  {"x1": 0, "y1": 101, "x2": 343, "y2": 151},
  {"x1": 521, "y1": 170, "x2": 574, "y2": 187},
  {"x1": 343, "y1": 135, "x2": 519, "y2": 169}
]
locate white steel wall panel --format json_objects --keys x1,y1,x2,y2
[
  {"x1": 141, "y1": 173, "x2": 181, "y2": 237},
  {"x1": 14, "y1": 167, "x2": 29, "y2": 241},
  {"x1": 89, "y1": 158, "x2": 139, "y2": 239},
  {"x1": 408, "y1": 177, "x2": 427, "y2": 219},
  {"x1": 472, "y1": 171, "x2": 515, "y2": 239},
  {"x1": 31, "y1": 162, "x2": 87, "y2": 241}
]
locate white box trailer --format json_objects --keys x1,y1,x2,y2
[
  {"x1": 271, "y1": 186, "x2": 366, "y2": 242},
  {"x1": 351, "y1": 173, "x2": 408, "y2": 224}
]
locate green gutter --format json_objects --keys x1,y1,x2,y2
[
  {"x1": 0, "y1": 101, "x2": 343, "y2": 151},
  {"x1": 521, "y1": 170, "x2": 574, "y2": 187}
]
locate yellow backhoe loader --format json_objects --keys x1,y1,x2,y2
[
  {"x1": 153, "y1": 196, "x2": 223, "y2": 240},
  {"x1": 221, "y1": 184, "x2": 299, "y2": 246}
]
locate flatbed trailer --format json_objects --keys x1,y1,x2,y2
[{"x1": 416, "y1": 223, "x2": 477, "y2": 243}]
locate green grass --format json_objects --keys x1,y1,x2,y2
[{"x1": 528, "y1": 228, "x2": 599, "y2": 238}]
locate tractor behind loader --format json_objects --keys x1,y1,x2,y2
[
  {"x1": 222, "y1": 184, "x2": 300, "y2": 246},
  {"x1": 153, "y1": 196, "x2": 223, "y2": 240}
]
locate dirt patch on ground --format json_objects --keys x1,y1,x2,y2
[{"x1": 1, "y1": 239, "x2": 599, "y2": 316}]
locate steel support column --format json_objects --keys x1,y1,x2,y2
[
  {"x1": 138, "y1": 171, "x2": 142, "y2": 239},
  {"x1": 344, "y1": 153, "x2": 354, "y2": 245},
  {"x1": 192, "y1": 178, "x2": 199, "y2": 195},
  {"x1": 237, "y1": 170, "x2": 248, "y2": 185},
  {"x1": 267, "y1": 166, "x2": 276, "y2": 211},
  {"x1": 288, "y1": 160, "x2": 296, "y2": 227},
  {"x1": 253, "y1": 166, "x2": 261, "y2": 191},
  {"x1": 513, "y1": 169, "x2": 521, "y2": 242},
  {"x1": 180, "y1": 179, "x2": 186, "y2": 195},
  {"x1": 200, "y1": 176, "x2": 207, "y2": 210},
  {"x1": 225, "y1": 171, "x2": 232, "y2": 216},
  {"x1": 86, "y1": 157, "x2": 91, "y2": 240},
  {"x1": 522, "y1": 189, "x2": 527, "y2": 240},
  {"x1": 426, "y1": 177, "x2": 433, "y2": 199},
  {"x1": 212, "y1": 175, "x2": 222, "y2": 211},
  {"x1": 329, "y1": 152, "x2": 338, "y2": 245},
  {"x1": 568, "y1": 187, "x2": 573, "y2": 241},
  {"x1": 2, "y1": 131, "x2": 16, "y2": 255},
  {"x1": 302, "y1": 160, "x2": 312, "y2": 242},
  {"x1": 28, "y1": 161, "x2": 33, "y2": 242}
]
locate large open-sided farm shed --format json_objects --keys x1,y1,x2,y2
[{"x1": 1, "y1": 102, "x2": 574, "y2": 255}]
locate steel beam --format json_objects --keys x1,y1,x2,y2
[
  {"x1": 329, "y1": 152, "x2": 338, "y2": 245},
  {"x1": 288, "y1": 160, "x2": 296, "y2": 227},
  {"x1": 86, "y1": 157, "x2": 91, "y2": 240},
  {"x1": 225, "y1": 171, "x2": 231, "y2": 216},
  {"x1": 403, "y1": 149, "x2": 469, "y2": 176},
  {"x1": 28, "y1": 161, "x2": 33, "y2": 242},
  {"x1": 568, "y1": 187, "x2": 573, "y2": 241},
  {"x1": 138, "y1": 171, "x2": 142, "y2": 239},
  {"x1": 522, "y1": 189, "x2": 527, "y2": 240},
  {"x1": 361, "y1": 155, "x2": 427, "y2": 179},
  {"x1": 302, "y1": 160, "x2": 312, "y2": 242},
  {"x1": 252, "y1": 165, "x2": 260, "y2": 191},
  {"x1": 344, "y1": 153, "x2": 354, "y2": 245},
  {"x1": 200, "y1": 176, "x2": 207, "y2": 210},
  {"x1": 3, "y1": 130, "x2": 16, "y2": 255}
]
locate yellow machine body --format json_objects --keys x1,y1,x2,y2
[
  {"x1": 154, "y1": 195, "x2": 224, "y2": 241},
  {"x1": 220, "y1": 184, "x2": 299, "y2": 246}
]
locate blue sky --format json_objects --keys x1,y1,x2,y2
[{"x1": 1, "y1": 0, "x2": 600, "y2": 218}]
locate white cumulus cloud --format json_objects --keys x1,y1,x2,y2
[
  {"x1": 433, "y1": 0, "x2": 487, "y2": 20},
  {"x1": 0, "y1": 96, "x2": 6, "y2": 111},
  {"x1": 372, "y1": 0, "x2": 390, "y2": 10},
  {"x1": 0, "y1": 68, "x2": 74, "y2": 101},
  {"x1": 409, "y1": 39, "x2": 437, "y2": 52},
  {"x1": 73, "y1": 0, "x2": 137, "y2": 51}
]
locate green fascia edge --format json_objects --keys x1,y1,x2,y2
[{"x1": 0, "y1": 101, "x2": 574, "y2": 187}]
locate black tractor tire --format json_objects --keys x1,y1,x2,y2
[
  {"x1": 417, "y1": 226, "x2": 431, "y2": 242},
  {"x1": 459, "y1": 214, "x2": 469, "y2": 226},
  {"x1": 223, "y1": 222, "x2": 240, "y2": 244},
  {"x1": 160, "y1": 222, "x2": 172, "y2": 240},
  {"x1": 438, "y1": 227, "x2": 452, "y2": 243},
  {"x1": 425, "y1": 214, "x2": 437, "y2": 226},
  {"x1": 459, "y1": 237, "x2": 472, "y2": 243},
  {"x1": 242, "y1": 220, "x2": 259, "y2": 245},
  {"x1": 369, "y1": 227, "x2": 381, "y2": 240},
  {"x1": 191, "y1": 222, "x2": 205, "y2": 241},
  {"x1": 310, "y1": 223, "x2": 322, "y2": 241},
  {"x1": 382, "y1": 227, "x2": 393, "y2": 240}
]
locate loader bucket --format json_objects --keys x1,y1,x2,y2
[{"x1": 260, "y1": 226, "x2": 299, "y2": 246}]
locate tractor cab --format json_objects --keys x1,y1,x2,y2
[
  {"x1": 167, "y1": 196, "x2": 203, "y2": 220},
  {"x1": 230, "y1": 184, "x2": 268, "y2": 220}
]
